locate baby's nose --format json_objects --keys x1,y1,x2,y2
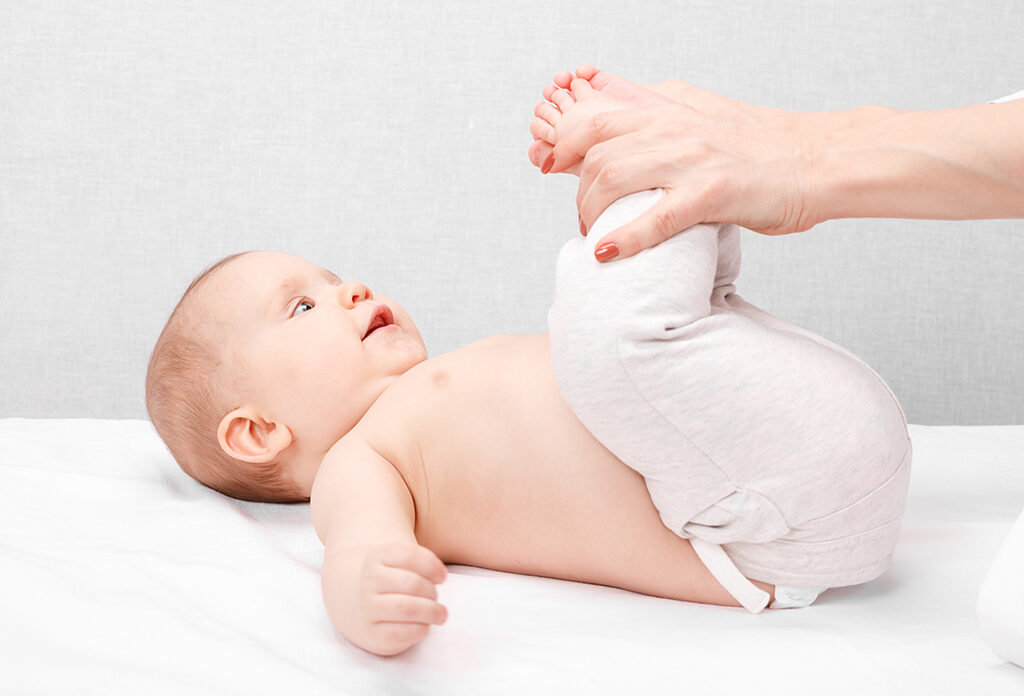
[{"x1": 341, "y1": 281, "x2": 372, "y2": 306}]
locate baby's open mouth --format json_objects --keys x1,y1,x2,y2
[{"x1": 362, "y1": 305, "x2": 395, "y2": 340}]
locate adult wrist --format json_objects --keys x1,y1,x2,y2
[
  {"x1": 803, "y1": 108, "x2": 907, "y2": 225},
  {"x1": 796, "y1": 104, "x2": 900, "y2": 135},
  {"x1": 805, "y1": 126, "x2": 871, "y2": 225}
]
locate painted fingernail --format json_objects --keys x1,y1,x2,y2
[
  {"x1": 579, "y1": 215, "x2": 587, "y2": 236},
  {"x1": 595, "y1": 242, "x2": 619, "y2": 262},
  {"x1": 541, "y1": 151, "x2": 555, "y2": 174}
]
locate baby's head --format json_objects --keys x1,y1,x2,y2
[{"x1": 146, "y1": 251, "x2": 427, "y2": 502}]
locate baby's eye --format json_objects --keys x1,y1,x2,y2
[{"x1": 292, "y1": 299, "x2": 315, "y2": 317}]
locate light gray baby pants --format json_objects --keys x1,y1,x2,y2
[{"x1": 548, "y1": 190, "x2": 912, "y2": 612}]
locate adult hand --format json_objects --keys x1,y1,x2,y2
[{"x1": 531, "y1": 66, "x2": 896, "y2": 262}]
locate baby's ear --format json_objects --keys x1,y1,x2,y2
[{"x1": 217, "y1": 408, "x2": 293, "y2": 463}]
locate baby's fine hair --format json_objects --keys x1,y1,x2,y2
[{"x1": 145, "y1": 252, "x2": 304, "y2": 503}]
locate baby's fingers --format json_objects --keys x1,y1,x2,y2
[
  {"x1": 373, "y1": 593, "x2": 448, "y2": 626},
  {"x1": 379, "y1": 542, "x2": 448, "y2": 585},
  {"x1": 372, "y1": 622, "x2": 431, "y2": 654},
  {"x1": 375, "y1": 565, "x2": 440, "y2": 601}
]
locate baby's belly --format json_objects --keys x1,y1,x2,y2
[
  {"x1": 435, "y1": 419, "x2": 741, "y2": 605},
  {"x1": 410, "y1": 334, "x2": 735, "y2": 603}
]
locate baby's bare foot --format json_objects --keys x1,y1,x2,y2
[
  {"x1": 531, "y1": 68, "x2": 673, "y2": 175},
  {"x1": 564, "y1": 64, "x2": 669, "y2": 110},
  {"x1": 527, "y1": 79, "x2": 582, "y2": 170},
  {"x1": 573, "y1": 64, "x2": 825, "y2": 135}
]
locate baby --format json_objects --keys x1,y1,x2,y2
[{"x1": 146, "y1": 70, "x2": 910, "y2": 657}]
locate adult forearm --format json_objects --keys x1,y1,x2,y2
[{"x1": 810, "y1": 101, "x2": 1024, "y2": 224}]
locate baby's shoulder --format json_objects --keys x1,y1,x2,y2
[
  {"x1": 357, "y1": 333, "x2": 532, "y2": 441},
  {"x1": 463, "y1": 333, "x2": 520, "y2": 349},
  {"x1": 351, "y1": 382, "x2": 423, "y2": 467},
  {"x1": 352, "y1": 354, "x2": 462, "y2": 460}
]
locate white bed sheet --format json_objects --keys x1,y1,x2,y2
[{"x1": 2, "y1": 418, "x2": 1023, "y2": 695}]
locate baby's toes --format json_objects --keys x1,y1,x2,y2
[
  {"x1": 534, "y1": 100, "x2": 561, "y2": 127},
  {"x1": 575, "y1": 64, "x2": 614, "y2": 91},
  {"x1": 553, "y1": 70, "x2": 574, "y2": 89},
  {"x1": 528, "y1": 139, "x2": 554, "y2": 168},
  {"x1": 549, "y1": 86, "x2": 575, "y2": 111},
  {"x1": 529, "y1": 116, "x2": 556, "y2": 145},
  {"x1": 569, "y1": 77, "x2": 596, "y2": 100}
]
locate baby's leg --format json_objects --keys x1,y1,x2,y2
[
  {"x1": 549, "y1": 191, "x2": 775, "y2": 609},
  {"x1": 548, "y1": 189, "x2": 740, "y2": 534},
  {"x1": 548, "y1": 190, "x2": 911, "y2": 610},
  {"x1": 540, "y1": 71, "x2": 910, "y2": 609}
]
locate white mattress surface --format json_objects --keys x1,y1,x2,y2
[{"x1": 2, "y1": 419, "x2": 1023, "y2": 695}]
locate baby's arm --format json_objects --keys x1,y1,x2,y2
[{"x1": 311, "y1": 437, "x2": 447, "y2": 657}]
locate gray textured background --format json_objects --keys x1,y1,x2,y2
[{"x1": 1, "y1": 0, "x2": 1022, "y2": 424}]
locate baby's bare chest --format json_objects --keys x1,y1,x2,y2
[
  {"x1": 415, "y1": 334, "x2": 611, "y2": 485},
  {"x1": 368, "y1": 335, "x2": 652, "y2": 559},
  {"x1": 355, "y1": 335, "x2": 710, "y2": 593}
]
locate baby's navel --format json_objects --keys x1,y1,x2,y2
[{"x1": 432, "y1": 369, "x2": 450, "y2": 388}]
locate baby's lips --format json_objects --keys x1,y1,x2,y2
[{"x1": 362, "y1": 304, "x2": 395, "y2": 339}]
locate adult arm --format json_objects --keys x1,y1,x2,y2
[
  {"x1": 809, "y1": 99, "x2": 1024, "y2": 224},
  {"x1": 564, "y1": 88, "x2": 1024, "y2": 261}
]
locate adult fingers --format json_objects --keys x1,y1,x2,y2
[
  {"x1": 591, "y1": 189, "x2": 705, "y2": 263},
  {"x1": 576, "y1": 143, "x2": 669, "y2": 230},
  {"x1": 548, "y1": 104, "x2": 679, "y2": 175}
]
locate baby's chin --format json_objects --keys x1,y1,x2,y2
[
  {"x1": 398, "y1": 347, "x2": 429, "y2": 377},
  {"x1": 382, "y1": 343, "x2": 429, "y2": 383},
  {"x1": 392, "y1": 329, "x2": 429, "y2": 366}
]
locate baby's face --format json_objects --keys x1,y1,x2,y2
[{"x1": 208, "y1": 251, "x2": 427, "y2": 455}]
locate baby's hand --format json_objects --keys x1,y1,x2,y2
[{"x1": 347, "y1": 542, "x2": 448, "y2": 656}]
